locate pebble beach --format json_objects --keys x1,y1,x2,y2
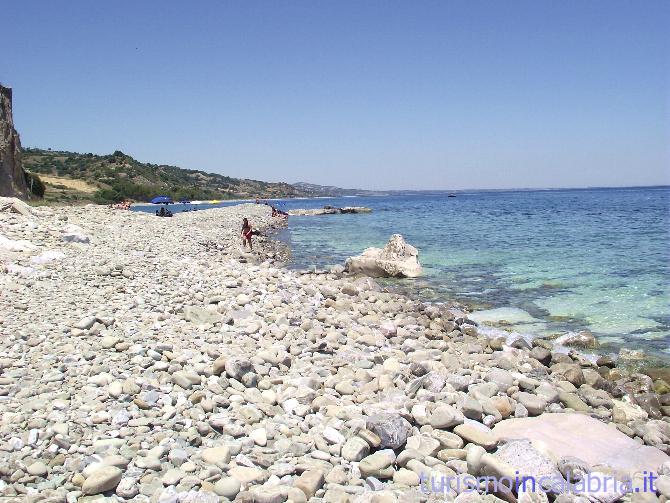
[{"x1": 1, "y1": 200, "x2": 670, "y2": 503}]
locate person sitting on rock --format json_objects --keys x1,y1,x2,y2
[{"x1": 241, "y1": 217, "x2": 253, "y2": 251}]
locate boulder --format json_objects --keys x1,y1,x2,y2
[
  {"x1": 0, "y1": 234, "x2": 36, "y2": 252},
  {"x1": 453, "y1": 423, "x2": 498, "y2": 451},
  {"x1": 224, "y1": 357, "x2": 253, "y2": 380},
  {"x1": 81, "y1": 466, "x2": 123, "y2": 495},
  {"x1": 340, "y1": 206, "x2": 372, "y2": 214},
  {"x1": 344, "y1": 234, "x2": 422, "y2": 278},
  {"x1": 0, "y1": 197, "x2": 32, "y2": 215},
  {"x1": 294, "y1": 470, "x2": 325, "y2": 499},
  {"x1": 288, "y1": 206, "x2": 372, "y2": 216},
  {"x1": 366, "y1": 413, "x2": 413, "y2": 449},
  {"x1": 359, "y1": 450, "x2": 396, "y2": 478},
  {"x1": 492, "y1": 440, "x2": 565, "y2": 492},
  {"x1": 516, "y1": 392, "x2": 547, "y2": 416},
  {"x1": 555, "y1": 330, "x2": 598, "y2": 349},
  {"x1": 184, "y1": 306, "x2": 223, "y2": 325},
  {"x1": 214, "y1": 477, "x2": 241, "y2": 499},
  {"x1": 430, "y1": 404, "x2": 465, "y2": 429},
  {"x1": 342, "y1": 437, "x2": 370, "y2": 461},
  {"x1": 61, "y1": 224, "x2": 90, "y2": 244},
  {"x1": 492, "y1": 413, "x2": 669, "y2": 477}
]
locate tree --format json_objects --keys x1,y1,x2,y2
[{"x1": 24, "y1": 172, "x2": 45, "y2": 198}]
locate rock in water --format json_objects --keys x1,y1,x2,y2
[
  {"x1": 344, "y1": 234, "x2": 422, "y2": 278},
  {"x1": 288, "y1": 206, "x2": 372, "y2": 216},
  {"x1": 0, "y1": 85, "x2": 29, "y2": 198},
  {"x1": 555, "y1": 330, "x2": 598, "y2": 349}
]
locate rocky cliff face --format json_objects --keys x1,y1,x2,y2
[{"x1": 0, "y1": 85, "x2": 28, "y2": 198}]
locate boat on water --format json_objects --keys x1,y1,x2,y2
[
  {"x1": 150, "y1": 195, "x2": 174, "y2": 204},
  {"x1": 448, "y1": 193, "x2": 456, "y2": 198}
]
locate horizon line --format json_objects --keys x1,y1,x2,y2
[{"x1": 23, "y1": 145, "x2": 670, "y2": 194}]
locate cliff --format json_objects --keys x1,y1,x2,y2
[{"x1": 0, "y1": 85, "x2": 28, "y2": 198}]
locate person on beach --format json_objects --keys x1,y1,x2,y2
[
  {"x1": 241, "y1": 217, "x2": 253, "y2": 251},
  {"x1": 111, "y1": 200, "x2": 131, "y2": 210}
]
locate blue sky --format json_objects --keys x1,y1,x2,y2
[{"x1": 2, "y1": 1, "x2": 668, "y2": 190}]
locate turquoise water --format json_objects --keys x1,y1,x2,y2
[
  {"x1": 132, "y1": 188, "x2": 670, "y2": 359},
  {"x1": 274, "y1": 188, "x2": 670, "y2": 360}
]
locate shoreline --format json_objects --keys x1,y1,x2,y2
[
  {"x1": 1, "y1": 201, "x2": 669, "y2": 501},
  {"x1": 282, "y1": 253, "x2": 669, "y2": 372}
]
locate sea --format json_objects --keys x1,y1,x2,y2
[{"x1": 133, "y1": 186, "x2": 670, "y2": 361}]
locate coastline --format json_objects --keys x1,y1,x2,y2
[{"x1": 1, "y1": 201, "x2": 669, "y2": 501}]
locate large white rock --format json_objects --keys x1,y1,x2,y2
[
  {"x1": 184, "y1": 305, "x2": 223, "y2": 325},
  {"x1": 31, "y1": 250, "x2": 66, "y2": 264},
  {"x1": 0, "y1": 233, "x2": 36, "y2": 252},
  {"x1": 344, "y1": 234, "x2": 422, "y2": 278},
  {"x1": 61, "y1": 224, "x2": 90, "y2": 244},
  {"x1": 81, "y1": 465, "x2": 122, "y2": 495},
  {"x1": 492, "y1": 413, "x2": 669, "y2": 477},
  {"x1": 0, "y1": 197, "x2": 32, "y2": 216}
]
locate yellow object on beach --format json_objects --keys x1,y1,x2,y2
[{"x1": 209, "y1": 200, "x2": 220, "y2": 204}]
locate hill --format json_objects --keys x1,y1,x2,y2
[
  {"x1": 291, "y1": 181, "x2": 380, "y2": 197},
  {"x1": 22, "y1": 148, "x2": 311, "y2": 204}
]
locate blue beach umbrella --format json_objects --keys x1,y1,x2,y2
[{"x1": 150, "y1": 195, "x2": 173, "y2": 204}]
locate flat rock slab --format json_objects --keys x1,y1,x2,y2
[{"x1": 492, "y1": 413, "x2": 669, "y2": 476}]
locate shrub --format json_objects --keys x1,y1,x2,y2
[
  {"x1": 24, "y1": 172, "x2": 46, "y2": 198},
  {"x1": 93, "y1": 189, "x2": 122, "y2": 204}
]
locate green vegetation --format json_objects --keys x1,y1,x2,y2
[
  {"x1": 24, "y1": 171, "x2": 46, "y2": 198},
  {"x1": 22, "y1": 148, "x2": 309, "y2": 204}
]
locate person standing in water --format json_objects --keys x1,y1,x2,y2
[{"x1": 241, "y1": 218, "x2": 253, "y2": 251}]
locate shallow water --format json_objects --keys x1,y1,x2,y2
[
  {"x1": 275, "y1": 187, "x2": 670, "y2": 360},
  {"x1": 133, "y1": 188, "x2": 670, "y2": 360}
]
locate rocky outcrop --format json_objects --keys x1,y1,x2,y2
[
  {"x1": 288, "y1": 206, "x2": 372, "y2": 216},
  {"x1": 344, "y1": 234, "x2": 422, "y2": 278},
  {"x1": 492, "y1": 413, "x2": 668, "y2": 476},
  {"x1": 0, "y1": 85, "x2": 28, "y2": 199}
]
